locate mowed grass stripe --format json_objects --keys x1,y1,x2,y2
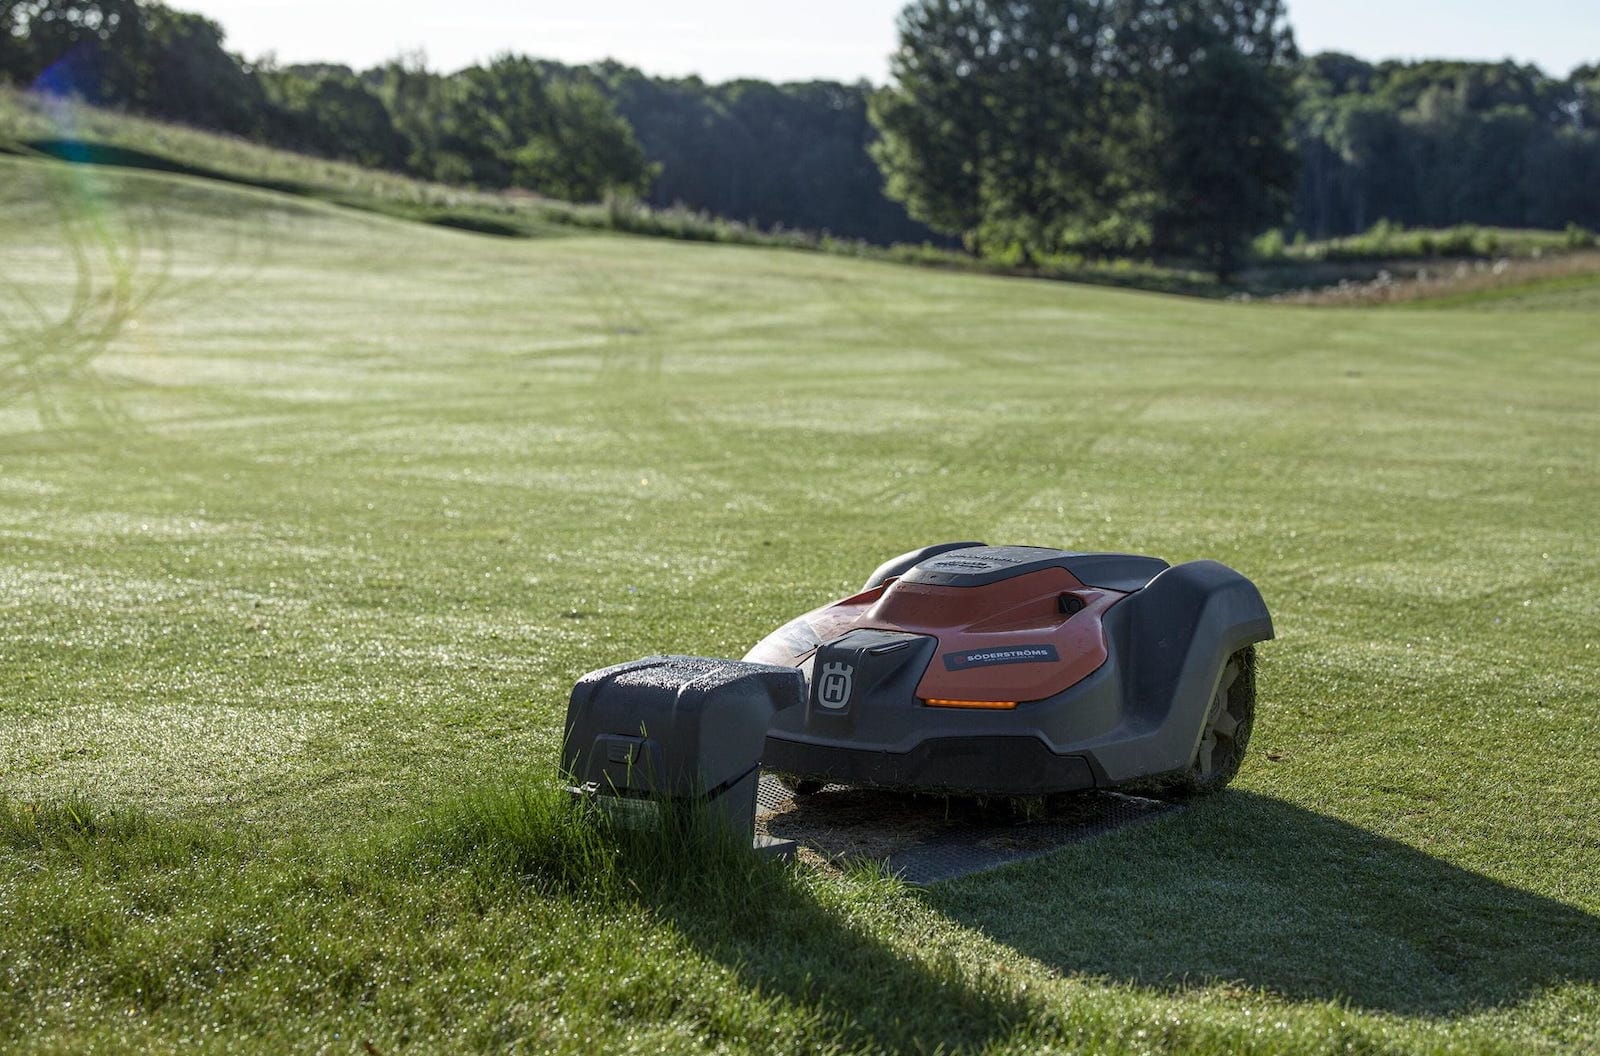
[{"x1": 1, "y1": 155, "x2": 1597, "y2": 1053}]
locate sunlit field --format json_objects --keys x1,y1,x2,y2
[{"x1": 2, "y1": 153, "x2": 1597, "y2": 1053}]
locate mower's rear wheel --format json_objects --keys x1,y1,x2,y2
[{"x1": 1162, "y1": 646, "x2": 1256, "y2": 798}]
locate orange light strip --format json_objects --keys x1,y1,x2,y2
[{"x1": 922, "y1": 698, "x2": 1018, "y2": 710}]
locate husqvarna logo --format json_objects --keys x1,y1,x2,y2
[{"x1": 818, "y1": 662, "x2": 854, "y2": 709}]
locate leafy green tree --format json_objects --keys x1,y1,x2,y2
[
  {"x1": 0, "y1": 0, "x2": 143, "y2": 94},
  {"x1": 430, "y1": 56, "x2": 650, "y2": 199},
  {"x1": 509, "y1": 81, "x2": 653, "y2": 201},
  {"x1": 1331, "y1": 95, "x2": 1409, "y2": 231},
  {"x1": 1146, "y1": 41, "x2": 1298, "y2": 279},
  {"x1": 137, "y1": 3, "x2": 262, "y2": 132},
  {"x1": 1, "y1": 0, "x2": 261, "y2": 132},
  {"x1": 1112, "y1": 0, "x2": 1300, "y2": 278},
  {"x1": 1575, "y1": 63, "x2": 1600, "y2": 128},
  {"x1": 868, "y1": 0, "x2": 993, "y2": 244},
  {"x1": 871, "y1": 0, "x2": 1120, "y2": 260},
  {"x1": 260, "y1": 64, "x2": 407, "y2": 169},
  {"x1": 872, "y1": 0, "x2": 1297, "y2": 273},
  {"x1": 373, "y1": 53, "x2": 450, "y2": 178}
]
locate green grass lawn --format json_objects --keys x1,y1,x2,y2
[{"x1": 2, "y1": 152, "x2": 1598, "y2": 1054}]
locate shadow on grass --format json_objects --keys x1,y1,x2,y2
[
  {"x1": 648, "y1": 862, "x2": 1032, "y2": 1053},
  {"x1": 924, "y1": 789, "x2": 1600, "y2": 1016},
  {"x1": 24, "y1": 138, "x2": 310, "y2": 196},
  {"x1": 4, "y1": 788, "x2": 1040, "y2": 1052},
  {"x1": 423, "y1": 213, "x2": 527, "y2": 237}
]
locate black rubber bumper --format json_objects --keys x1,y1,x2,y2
[{"x1": 763, "y1": 733, "x2": 1098, "y2": 795}]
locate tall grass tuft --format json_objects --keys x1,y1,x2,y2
[
  {"x1": 403, "y1": 778, "x2": 785, "y2": 908},
  {"x1": 0, "y1": 796, "x2": 242, "y2": 888}
]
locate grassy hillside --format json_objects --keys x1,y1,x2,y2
[
  {"x1": 1, "y1": 152, "x2": 1597, "y2": 1054},
  {"x1": 0, "y1": 84, "x2": 634, "y2": 238},
  {"x1": 0, "y1": 88, "x2": 1249, "y2": 298}
]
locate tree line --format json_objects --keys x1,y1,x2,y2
[
  {"x1": 1294, "y1": 53, "x2": 1600, "y2": 238},
  {"x1": 0, "y1": 1, "x2": 655, "y2": 201},
  {"x1": 4, "y1": 0, "x2": 1596, "y2": 277}
]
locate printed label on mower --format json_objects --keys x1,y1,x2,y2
[{"x1": 942, "y1": 645, "x2": 1060, "y2": 671}]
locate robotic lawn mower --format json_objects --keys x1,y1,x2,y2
[
  {"x1": 563, "y1": 542, "x2": 1273, "y2": 851},
  {"x1": 745, "y1": 543, "x2": 1274, "y2": 798}
]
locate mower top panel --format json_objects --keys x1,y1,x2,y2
[
  {"x1": 745, "y1": 547, "x2": 1138, "y2": 704},
  {"x1": 898, "y1": 545, "x2": 1170, "y2": 592}
]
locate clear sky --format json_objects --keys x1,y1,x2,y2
[{"x1": 181, "y1": 0, "x2": 1596, "y2": 82}]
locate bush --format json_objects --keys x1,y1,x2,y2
[
  {"x1": 1253, "y1": 228, "x2": 1287, "y2": 259},
  {"x1": 1435, "y1": 226, "x2": 1481, "y2": 257}
]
